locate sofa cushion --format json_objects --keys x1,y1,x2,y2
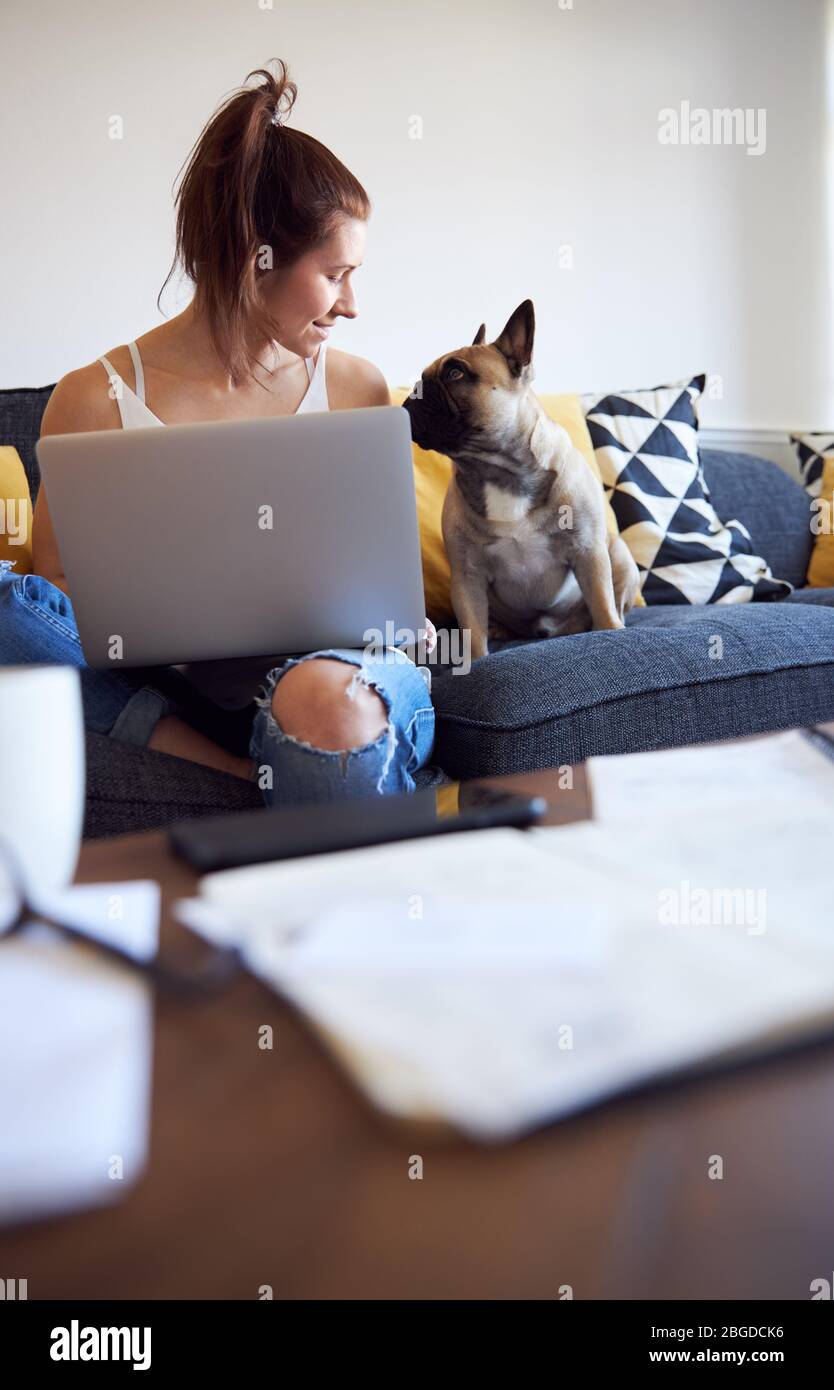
[
  {"x1": 429, "y1": 601, "x2": 834, "y2": 778},
  {"x1": 83, "y1": 730, "x2": 262, "y2": 839},
  {"x1": 698, "y1": 449, "x2": 813, "y2": 589},
  {"x1": 82, "y1": 730, "x2": 453, "y2": 840},
  {"x1": 782, "y1": 585, "x2": 834, "y2": 606}
]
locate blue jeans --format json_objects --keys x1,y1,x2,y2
[
  {"x1": 0, "y1": 566, "x2": 436, "y2": 806},
  {"x1": 250, "y1": 647, "x2": 435, "y2": 806}
]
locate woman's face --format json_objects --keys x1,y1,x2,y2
[{"x1": 261, "y1": 215, "x2": 367, "y2": 358}]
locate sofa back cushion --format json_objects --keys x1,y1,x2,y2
[
  {"x1": 699, "y1": 449, "x2": 813, "y2": 590},
  {"x1": 1, "y1": 383, "x2": 815, "y2": 594},
  {"x1": 0, "y1": 384, "x2": 55, "y2": 506}
]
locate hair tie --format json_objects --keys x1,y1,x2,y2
[{"x1": 271, "y1": 105, "x2": 285, "y2": 127}]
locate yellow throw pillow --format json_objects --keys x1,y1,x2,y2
[
  {"x1": 0, "y1": 446, "x2": 33, "y2": 576},
  {"x1": 390, "y1": 387, "x2": 643, "y2": 618},
  {"x1": 808, "y1": 455, "x2": 834, "y2": 588}
]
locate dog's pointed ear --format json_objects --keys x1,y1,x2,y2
[
  {"x1": 493, "y1": 300, "x2": 535, "y2": 376},
  {"x1": 472, "y1": 322, "x2": 487, "y2": 346}
]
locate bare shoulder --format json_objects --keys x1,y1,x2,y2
[
  {"x1": 326, "y1": 346, "x2": 391, "y2": 409},
  {"x1": 39, "y1": 354, "x2": 124, "y2": 436}
]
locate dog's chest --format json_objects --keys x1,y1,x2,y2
[
  {"x1": 481, "y1": 482, "x2": 537, "y2": 527},
  {"x1": 485, "y1": 527, "x2": 557, "y2": 581},
  {"x1": 480, "y1": 485, "x2": 564, "y2": 590},
  {"x1": 482, "y1": 478, "x2": 543, "y2": 539}
]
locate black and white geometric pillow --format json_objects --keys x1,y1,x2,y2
[
  {"x1": 790, "y1": 432, "x2": 834, "y2": 498},
  {"x1": 580, "y1": 375, "x2": 793, "y2": 605}
]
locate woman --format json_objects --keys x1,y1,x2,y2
[{"x1": 0, "y1": 60, "x2": 437, "y2": 806}]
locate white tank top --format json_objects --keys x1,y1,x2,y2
[
  {"x1": 95, "y1": 337, "x2": 330, "y2": 710},
  {"x1": 97, "y1": 337, "x2": 329, "y2": 427}
]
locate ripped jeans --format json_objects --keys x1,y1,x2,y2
[
  {"x1": 0, "y1": 567, "x2": 437, "y2": 807},
  {"x1": 250, "y1": 648, "x2": 436, "y2": 806}
]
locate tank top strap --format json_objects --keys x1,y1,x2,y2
[
  {"x1": 127, "y1": 341, "x2": 146, "y2": 402},
  {"x1": 97, "y1": 354, "x2": 129, "y2": 427}
]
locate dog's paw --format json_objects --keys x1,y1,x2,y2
[{"x1": 487, "y1": 620, "x2": 514, "y2": 641}]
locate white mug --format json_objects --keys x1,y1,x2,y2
[{"x1": 0, "y1": 665, "x2": 85, "y2": 894}]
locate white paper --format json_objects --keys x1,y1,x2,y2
[
  {"x1": 0, "y1": 881, "x2": 158, "y2": 1225},
  {"x1": 588, "y1": 728, "x2": 834, "y2": 823},
  {"x1": 267, "y1": 898, "x2": 612, "y2": 972},
  {"x1": 174, "y1": 828, "x2": 573, "y2": 945},
  {"x1": 174, "y1": 797, "x2": 834, "y2": 1143}
]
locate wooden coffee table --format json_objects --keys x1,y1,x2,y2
[{"x1": 3, "y1": 735, "x2": 834, "y2": 1300}]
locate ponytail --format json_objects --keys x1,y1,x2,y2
[{"x1": 159, "y1": 58, "x2": 370, "y2": 387}]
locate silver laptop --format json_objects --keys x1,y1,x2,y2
[{"x1": 37, "y1": 406, "x2": 426, "y2": 689}]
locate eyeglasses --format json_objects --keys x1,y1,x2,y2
[{"x1": 0, "y1": 836, "x2": 243, "y2": 998}]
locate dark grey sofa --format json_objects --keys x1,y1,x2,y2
[{"x1": 3, "y1": 381, "x2": 833, "y2": 839}]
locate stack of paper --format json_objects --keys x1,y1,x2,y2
[
  {"x1": 175, "y1": 759, "x2": 834, "y2": 1141},
  {"x1": 586, "y1": 728, "x2": 834, "y2": 823}
]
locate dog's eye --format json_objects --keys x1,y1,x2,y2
[{"x1": 442, "y1": 361, "x2": 467, "y2": 382}]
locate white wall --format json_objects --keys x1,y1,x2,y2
[{"x1": 1, "y1": 0, "x2": 831, "y2": 434}]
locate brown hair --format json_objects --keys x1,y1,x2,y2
[{"x1": 158, "y1": 59, "x2": 371, "y2": 388}]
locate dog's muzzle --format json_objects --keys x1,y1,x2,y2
[{"x1": 401, "y1": 379, "x2": 464, "y2": 453}]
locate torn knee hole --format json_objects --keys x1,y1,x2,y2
[
  {"x1": 345, "y1": 662, "x2": 378, "y2": 700},
  {"x1": 265, "y1": 660, "x2": 390, "y2": 753}
]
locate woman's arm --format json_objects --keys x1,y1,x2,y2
[{"x1": 32, "y1": 366, "x2": 119, "y2": 594}]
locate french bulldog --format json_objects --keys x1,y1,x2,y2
[{"x1": 402, "y1": 299, "x2": 641, "y2": 660}]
